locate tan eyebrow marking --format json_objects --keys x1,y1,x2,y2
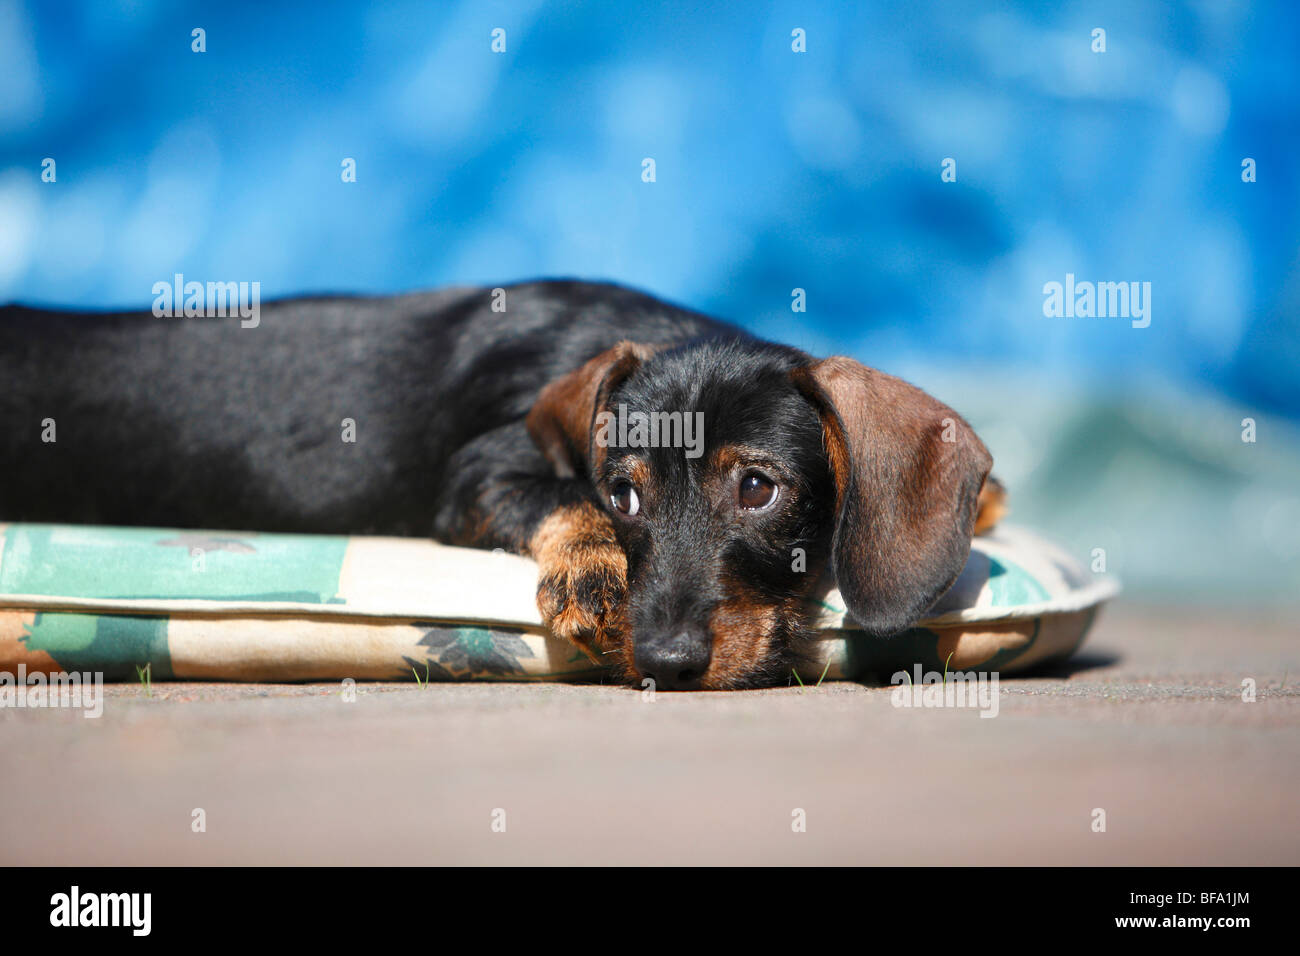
[
  {"x1": 628, "y1": 458, "x2": 650, "y2": 488},
  {"x1": 708, "y1": 443, "x2": 779, "y2": 474}
]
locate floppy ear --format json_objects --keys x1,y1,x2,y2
[
  {"x1": 525, "y1": 341, "x2": 658, "y2": 478},
  {"x1": 792, "y1": 356, "x2": 993, "y2": 638}
]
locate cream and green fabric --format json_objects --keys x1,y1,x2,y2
[{"x1": 0, "y1": 523, "x2": 1117, "y2": 683}]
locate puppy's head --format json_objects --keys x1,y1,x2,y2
[{"x1": 527, "y1": 339, "x2": 992, "y2": 690}]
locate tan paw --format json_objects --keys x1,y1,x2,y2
[{"x1": 530, "y1": 503, "x2": 628, "y2": 654}]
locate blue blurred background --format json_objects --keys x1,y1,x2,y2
[{"x1": 2, "y1": 0, "x2": 1297, "y2": 603}]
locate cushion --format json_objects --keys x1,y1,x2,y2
[{"x1": 0, "y1": 522, "x2": 1117, "y2": 683}]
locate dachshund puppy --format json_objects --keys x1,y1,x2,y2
[{"x1": 0, "y1": 280, "x2": 1003, "y2": 689}]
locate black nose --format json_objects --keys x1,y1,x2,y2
[{"x1": 634, "y1": 632, "x2": 712, "y2": 690}]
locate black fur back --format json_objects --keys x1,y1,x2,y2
[{"x1": 0, "y1": 280, "x2": 743, "y2": 535}]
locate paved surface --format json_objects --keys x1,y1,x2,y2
[{"x1": 2, "y1": 603, "x2": 1297, "y2": 865}]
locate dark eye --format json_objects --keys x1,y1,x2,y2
[
  {"x1": 610, "y1": 480, "x2": 640, "y2": 516},
  {"x1": 738, "y1": 472, "x2": 778, "y2": 510}
]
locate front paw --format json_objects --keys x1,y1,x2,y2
[{"x1": 530, "y1": 503, "x2": 628, "y2": 653}]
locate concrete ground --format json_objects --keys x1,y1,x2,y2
[{"x1": 2, "y1": 603, "x2": 1297, "y2": 865}]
